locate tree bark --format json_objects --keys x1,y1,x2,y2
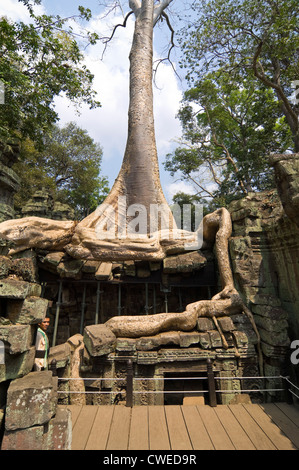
[{"x1": 78, "y1": 0, "x2": 174, "y2": 236}]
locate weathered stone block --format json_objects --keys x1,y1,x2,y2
[
  {"x1": 258, "y1": 327, "x2": 289, "y2": 347},
  {"x1": 136, "y1": 336, "x2": 160, "y2": 351},
  {"x1": 209, "y1": 331, "x2": 222, "y2": 348},
  {"x1": 48, "y1": 342, "x2": 71, "y2": 369},
  {"x1": 0, "y1": 256, "x2": 12, "y2": 278},
  {"x1": 197, "y1": 317, "x2": 214, "y2": 331},
  {"x1": 0, "y1": 347, "x2": 35, "y2": 383},
  {"x1": 84, "y1": 324, "x2": 116, "y2": 357},
  {"x1": 41, "y1": 251, "x2": 65, "y2": 273},
  {"x1": 198, "y1": 332, "x2": 211, "y2": 349},
  {"x1": 270, "y1": 153, "x2": 299, "y2": 227},
  {"x1": 1, "y1": 424, "x2": 45, "y2": 450},
  {"x1": 57, "y1": 259, "x2": 84, "y2": 279},
  {"x1": 217, "y1": 316, "x2": 236, "y2": 332},
  {"x1": 28, "y1": 283, "x2": 42, "y2": 297},
  {"x1": 0, "y1": 279, "x2": 30, "y2": 299},
  {"x1": 232, "y1": 331, "x2": 249, "y2": 348},
  {"x1": 135, "y1": 332, "x2": 181, "y2": 351},
  {"x1": 0, "y1": 237, "x2": 14, "y2": 256},
  {"x1": 124, "y1": 260, "x2": 136, "y2": 276},
  {"x1": 5, "y1": 371, "x2": 58, "y2": 431},
  {"x1": 116, "y1": 338, "x2": 136, "y2": 352},
  {"x1": 159, "y1": 331, "x2": 180, "y2": 346},
  {"x1": 0, "y1": 324, "x2": 34, "y2": 354},
  {"x1": 95, "y1": 262, "x2": 113, "y2": 280},
  {"x1": 10, "y1": 257, "x2": 38, "y2": 283},
  {"x1": 7, "y1": 296, "x2": 48, "y2": 324},
  {"x1": 82, "y1": 260, "x2": 100, "y2": 273},
  {"x1": 254, "y1": 313, "x2": 288, "y2": 333},
  {"x1": 179, "y1": 331, "x2": 200, "y2": 348},
  {"x1": 43, "y1": 407, "x2": 72, "y2": 450}
]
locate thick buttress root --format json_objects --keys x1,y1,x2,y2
[
  {"x1": 105, "y1": 208, "x2": 264, "y2": 375},
  {"x1": 0, "y1": 207, "x2": 263, "y2": 373}
]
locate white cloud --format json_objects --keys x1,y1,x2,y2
[
  {"x1": 166, "y1": 180, "x2": 196, "y2": 200},
  {"x1": 53, "y1": 11, "x2": 183, "y2": 190},
  {"x1": 0, "y1": 0, "x2": 45, "y2": 21},
  {"x1": 2, "y1": 2, "x2": 183, "y2": 196}
]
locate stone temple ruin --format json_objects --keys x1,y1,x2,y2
[{"x1": 0, "y1": 141, "x2": 299, "y2": 449}]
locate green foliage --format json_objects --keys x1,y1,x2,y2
[
  {"x1": 166, "y1": 0, "x2": 298, "y2": 208},
  {"x1": 179, "y1": 0, "x2": 299, "y2": 150},
  {"x1": 0, "y1": 0, "x2": 100, "y2": 149},
  {"x1": 14, "y1": 122, "x2": 110, "y2": 220},
  {"x1": 164, "y1": 69, "x2": 293, "y2": 207}
]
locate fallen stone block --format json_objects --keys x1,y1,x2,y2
[
  {"x1": 48, "y1": 342, "x2": 71, "y2": 369},
  {"x1": 95, "y1": 262, "x2": 113, "y2": 280},
  {"x1": 0, "y1": 279, "x2": 30, "y2": 299},
  {"x1": 7, "y1": 296, "x2": 48, "y2": 324},
  {"x1": 43, "y1": 407, "x2": 72, "y2": 450},
  {"x1": 1, "y1": 424, "x2": 45, "y2": 450},
  {"x1": 5, "y1": 371, "x2": 58, "y2": 431},
  {"x1": 0, "y1": 324, "x2": 34, "y2": 354},
  {"x1": 57, "y1": 258, "x2": 84, "y2": 279},
  {"x1": 41, "y1": 251, "x2": 66, "y2": 273},
  {"x1": 10, "y1": 257, "x2": 38, "y2": 283},
  {"x1": 84, "y1": 324, "x2": 116, "y2": 357},
  {"x1": 0, "y1": 347, "x2": 35, "y2": 383}
]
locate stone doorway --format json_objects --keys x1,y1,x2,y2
[{"x1": 163, "y1": 372, "x2": 208, "y2": 406}]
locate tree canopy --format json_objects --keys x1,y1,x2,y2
[
  {"x1": 0, "y1": 0, "x2": 100, "y2": 150},
  {"x1": 14, "y1": 122, "x2": 109, "y2": 220},
  {"x1": 164, "y1": 68, "x2": 293, "y2": 208},
  {"x1": 179, "y1": 0, "x2": 299, "y2": 151}
]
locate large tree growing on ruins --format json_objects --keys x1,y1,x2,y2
[
  {"x1": 78, "y1": 0, "x2": 176, "y2": 238},
  {"x1": 0, "y1": 1, "x2": 263, "y2": 367}
]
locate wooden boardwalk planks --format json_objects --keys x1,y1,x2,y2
[
  {"x1": 85, "y1": 405, "x2": 115, "y2": 450},
  {"x1": 164, "y1": 406, "x2": 193, "y2": 450},
  {"x1": 243, "y1": 404, "x2": 296, "y2": 450},
  {"x1": 106, "y1": 405, "x2": 131, "y2": 450},
  {"x1": 260, "y1": 403, "x2": 299, "y2": 449},
  {"x1": 214, "y1": 405, "x2": 256, "y2": 450},
  {"x1": 148, "y1": 405, "x2": 171, "y2": 450},
  {"x1": 197, "y1": 405, "x2": 235, "y2": 450},
  {"x1": 228, "y1": 404, "x2": 276, "y2": 450},
  {"x1": 128, "y1": 406, "x2": 149, "y2": 450},
  {"x1": 71, "y1": 405, "x2": 98, "y2": 450},
  {"x1": 181, "y1": 405, "x2": 214, "y2": 450},
  {"x1": 62, "y1": 403, "x2": 299, "y2": 451}
]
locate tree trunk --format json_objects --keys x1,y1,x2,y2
[{"x1": 78, "y1": 0, "x2": 174, "y2": 237}]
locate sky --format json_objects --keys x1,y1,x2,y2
[{"x1": 1, "y1": 0, "x2": 196, "y2": 203}]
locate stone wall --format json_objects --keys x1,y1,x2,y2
[
  {"x1": 1, "y1": 371, "x2": 71, "y2": 450},
  {"x1": 0, "y1": 144, "x2": 20, "y2": 223},
  {"x1": 0, "y1": 238, "x2": 72, "y2": 450},
  {"x1": 229, "y1": 180, "x2": 299, "y2": 387},
  {"x1": 21, "y1": 190, "x2": 75, "y2": 221}
]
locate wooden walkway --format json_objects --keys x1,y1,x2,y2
[{"x1": 60, "y1": 402, "x2": 299, "y2": 450}]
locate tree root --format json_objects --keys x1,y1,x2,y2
[{"x1": 0, "y1": 206, "x2": 264, "y2": 374}]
